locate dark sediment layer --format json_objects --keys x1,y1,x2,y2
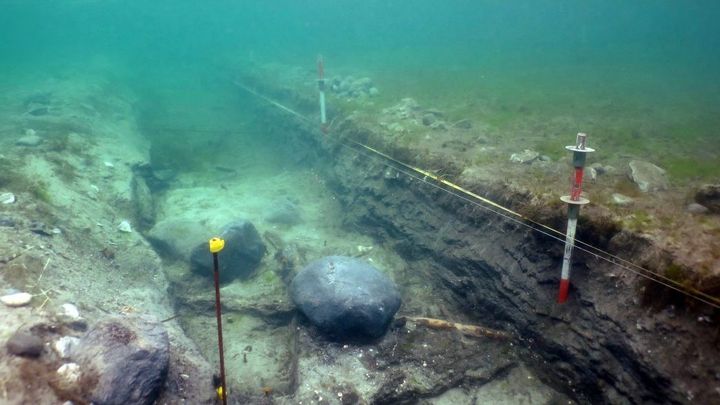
[{"x1": 242, "y1": 73, "x2": 720, "y2": 404}]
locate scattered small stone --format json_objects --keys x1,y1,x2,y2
[
  {"x1": 28, "y1": 106, "x2": 49, "y2": 116},
  {"x1": 330, "y1": 76, "x2": 378, "y2": 99},
  {"x1": 421, "y1": 113, "x2": 436, "y2": 126},
  {"x1": 453, "y1": 119, "x2": 472, "y2": 129},
  {"x1": 510, "y1": 149, "x2": 539, "y2": 164},
  {"x1": 117, "y1": 220, "x2": 133, "y2": 233},
  {"x1": 56, "y1": 363, "x2": 82, "y2": 389},
  {"x1": 60, "y1": 303, "x2": 81, "y2": 320},
  {"x1": 589, "y1": 167, "x2": 598, "y2": 182},
  {"x1": 1, "y1": 192, "x2": 15, "y2": 204},
  {"x1": 104, "y1": 161, "x2": 115, "y2": 168},
  {"x1": 686, "y1": 203, "x2": 709, "y2": 215},
  {"x1": 16, "y1": 133, "x2": 43, "y2": 146},
  {"x1": 628, "y1": 160, "x2": 668, "y2": 192},
  {"x1": 6, "y1": 330, "x2": 43, "y2": 357},
  {"x1": 1, "y1": 292, "x2": 33, "y2": 307},
  {"x1": 612, "y1": 193, "x2": 634, "y2": 206},
  {"x1": 589, "y1": 162, "x2": 606, "y2": 175},
  {"x1": 51, "y1": 227, "x2": 62, "y2": 235},
  {"x1": 429, "y1": 121, "x2": 447, "y2": 131},
  {"x1": 29, "y1": 220, "x2": 54, "y2": 236},
  {"x1": 694, "y1": 184, "x2": 720, "y2": 214},
  {"x1": 54, "y1": 336, "x2": 80, "y2": 359},
  {"x1": 0, "y1": 215, "x2": 15, "y2": 227}
]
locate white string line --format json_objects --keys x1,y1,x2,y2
[
  {"x1": 340, "y1": 141, "x2": 720, "y2": 309},
  {"x1": 235, "y1": 82, "x2": 720, "y2": 308}
]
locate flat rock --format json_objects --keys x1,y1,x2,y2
[
  {"x1": 686, "y1": 203, "x2": 709, "y2": 214},
  {"x1": 628, "y1": 160, "x2": 668, "y2": 192},
  {"x1": 6, "y1": 330, "x2": 44, "y2": 357},
  {"x1": 453, "y1": 118, "x2": 472, "y2": 129},
  {"x1": 72, "y1": 316, "x2": 169, "y2": 405},
  {"x1": 1, "y1": 292, "x2": 32, "y2": 307},
  {"x1": 16, "y1": 134, "x2": 43, "y2": 146},
  {"x1": 290, "y1": 256, "x2": 401, "y2": 340},
  {"x1": 612, "y1": 193, "x2": 634, "y2": 206},
  {"x1": 146, "y1": 218, "x2": 209, "y2": 261},
  {"x1": 694, "y1": 184, "x2": 720, "y2": 213},
  {"x1": 1, "y1": 192, "x2": 15, "y2": 204},
  {"x1": 189, "y1": 219, "x2": 266, "y2": 282},
  {"x1": 510, "y1": 149, "x2": 539, "y2": 164},
  {"x1": 265, "y1": 199, "x2": 302, "y2": 226}
]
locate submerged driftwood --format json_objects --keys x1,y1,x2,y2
[{"x1": 402, "y1": 316, "x2": 512, "y2": 340}]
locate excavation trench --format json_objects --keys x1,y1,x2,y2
[
  {"x1": 216, "y1": 74, "x2": 720, "y2": 405},
  {"x1": 150, "y1": 74, "x2": 720, "y2": 404}
]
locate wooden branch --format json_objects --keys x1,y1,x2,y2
[{"x1": 402, "y1": 316, "x2": 512, "y2": 340}]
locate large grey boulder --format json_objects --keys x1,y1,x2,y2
[
  {"x1": 628, "y1": 160, "x2": 668, "y2": 192},
  {"x1": 73, "y1": 316, "x2": 169, "y2": 405},
  {"x1": 695, "y1": 184, "x2": 720, "y2": 214},
  {"x1": 290, "y1": 256, "x2": 401, "y2": 340},
  {"x1": 190, "y1": 219, "x2": 266, "y2": 282}
]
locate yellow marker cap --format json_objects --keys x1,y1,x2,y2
[
  {"x1": 209, "y1": 237, "x2": 225, "y2": 253},
  {"x1": 216, "y1": 385, "x2": 225, "y2": 399}
]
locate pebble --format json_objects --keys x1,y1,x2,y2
[
  {"x1": 1, "y1": 292, "x2": 33, "y2": 307},
  {"x1": 60, "y1": 303, "x2": 81, "y2": 320},
  {"x1": 56, "y1": 363, "x2": 82, "y2": 388},
  {"x1": 117, "y1": 220, "x2": 133, "y2": 233},
  {"x1": 1, "y1": 192, "x2": 15, "y2": 204},
  {"x1": 611, "y1": 193, "x2": 634, "y2": 206},
  {"x1": 6, "y1": 330, "x2": 43, "y2": 357}
]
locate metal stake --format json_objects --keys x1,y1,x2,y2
[{"x1": 558, "y1": 133, "x2": 594, "y2": 303}]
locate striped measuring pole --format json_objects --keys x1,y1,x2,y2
[
  {"x1": 558, "y1": 133, "x2": 594, "y2": 303},
  {"x1": 317, "y1": 55, "x2": 327, "y2": 132}
]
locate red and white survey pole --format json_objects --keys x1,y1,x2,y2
[
  {"x1": 557, "y1": 133, "x2": 594, "y2": 303},
  {"x1": 317, "y1": 55, "x2": 327, "y2": 132}
]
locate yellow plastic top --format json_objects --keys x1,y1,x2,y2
[{"x1": 209, "y1": 237, "x2": 225, "y2": 253}]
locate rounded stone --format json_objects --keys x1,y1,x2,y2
[
  {"x1": 290, "y1": 256, "x2": 401, "y2": 340},
  {"x1": 6, "y1": 330, "x2": 44, "y2": 357},
  {"x1": 190, "y1": 219, "x2": 266, "y2": 282}
]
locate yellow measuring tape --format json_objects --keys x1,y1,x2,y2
[{"x1": 347, "y1": 140, "x2": 563, "y2": 236}]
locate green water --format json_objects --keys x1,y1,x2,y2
[{"x1": 1, "y1": 0, "x2": 719, "y2": 178}]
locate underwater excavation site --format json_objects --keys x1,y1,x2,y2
[{"x1": 1, "y1": 1, "x2": 720, "y2": 404}]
